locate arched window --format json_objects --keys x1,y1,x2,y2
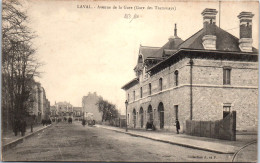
[
  {"x1": 140, "y1": 87, "x2": 143, "y2": 98},
  {"x1": 174, "y1": 70, "x2": 179, "y2": 86},
  {"x1": 133, "y1": 91, "x2": 135, "y2": 101},
  {"x1": 159, "y1": 78, "x2": 163, "y2": 91}
]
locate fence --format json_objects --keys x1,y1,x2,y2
[
  {"x1": 186, "y1": 111, "x2": 236, "y2": 141},
  {"x1": 102, "y1": 118, "x2": 126, "y2": 128}
]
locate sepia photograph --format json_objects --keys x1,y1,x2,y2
[{"x1": 1, "y1": 0, "x2": 259, "y2": 162}]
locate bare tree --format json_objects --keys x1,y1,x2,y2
[{"x1": 2, "y1": 0, "x2": 41, "y2": 130}]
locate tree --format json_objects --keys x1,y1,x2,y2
[
  {"x1": 2, "y1": 0, "x2": 41, "y2": 130},
  {"x1": 96, "y1": 97, "x2": 119, "y2": 122}
]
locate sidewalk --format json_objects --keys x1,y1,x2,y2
[
  {"x1": 96, "y1": 125, "x2": 257, "y2": 154},
  {"x1": 2, "y1": 124, "x2": 52, "y2": 151}
]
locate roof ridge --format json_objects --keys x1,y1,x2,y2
[{"x1": 140, "y1": 45, "x2": 161, "y2": 48}]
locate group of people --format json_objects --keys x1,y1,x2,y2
[
  {"x1": 68, "y1": 117, "x2": 73, "y2": 123},
  {"x1": 41, "y1": 119, "x2": 52, "y2": 126},
  {"x1": 13, "y1": 119, "x2": 27, "y2": 136}
]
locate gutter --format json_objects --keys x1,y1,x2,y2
[{"x1": 189, "y1": 56, "x2": 193, "y2": 120}]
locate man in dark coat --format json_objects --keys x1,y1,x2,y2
[
  {"x1": 176, "y1": 119, "x2": 180, "y2": 134},
  {"x1": 82, "y1": 119, "x2": 86, "y2": 126},
  {"x1": 13, "y1": 119, "x2": 20, "y2": 136},
  {"x1": 20, "y1": 119, "x2": 27, "y2": 136}
]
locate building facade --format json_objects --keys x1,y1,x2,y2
[
  {"x1": 73, "y1": 107, "x2": 83, "y2": 120},
  {"x1": 54, "y1": 101, "x2": 74, "y2": 120},
  {"x1": 28, "y1": 82, "x2": 50, "y2": 123},
  {"x1": 82, "y1": 92, "x2": 102, "y2": 122},
  {"x1": 122, "y1": 9, "x2": 258, "y2": 132}
]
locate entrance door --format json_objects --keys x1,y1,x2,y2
[
  {"x1": 158, "y1": 102, "x2": 164, "y2": 129},
  {"x1": 148, "y1": 105, "x2": 153, "y2": 123}
]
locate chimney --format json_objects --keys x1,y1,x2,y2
[
  {"x1": 169, "y1": 23, "x2": 180, "y2": 40},
  {"x1": 174, "y1": 23, "x2": 177, "y2": 37},
  {"x1": 238, "y1": 12, "x2": 254, "y2": 52},
  {"x1": 201, "y1": 8, "x2": 218, "y2": 50}
]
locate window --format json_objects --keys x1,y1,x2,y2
[
  {"x1": 223, "y1": 68, "x2": 231, "y2": 85},
  {"x1": 140, "y1": 87, "x2": 143, "y2": 98},
  {"x1": 128, "y1": 93, "x2": 129, "y2": 102},
  {"x1": 133, "y1": 91, "x2": 135, "y2": 101},
  {"x1": 174, "y1": 70, "x2": 179, "y2": 86},
  {"x1": 159, "y1": 78, "x2": 163, "y2": 91},
  {"x1": 127, "y1": 113, "x2": 130, "y2": 124},
  {"x1": 223, "y1": 103, "x2": 231, "y2": 118},
  {"x1": 149, "y1": 83, "x2": 152, "y2": 95},
  {"x1": 174, "y1": 105, "x2": 178, "y2": 120}
]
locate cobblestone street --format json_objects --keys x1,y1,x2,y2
[{"x1": 2, "y1": 122, "x2": 236, "y2": 162}]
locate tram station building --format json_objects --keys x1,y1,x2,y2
[{"x1": 122, "y1": 8, "x2": 258, "y2": 132}]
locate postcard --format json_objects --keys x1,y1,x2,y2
[{"x1": 1, "y1": 0, "x2": 258, "y2": 162}]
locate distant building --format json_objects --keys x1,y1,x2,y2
[
  {"x1": 122, "y1": 9, "x2": 258, "y2": 132},
  {"x1": 28, "y1": 82, "x2": 50, "y2": 123},
  {"x1": 54, "y1": 101, "x2": 73, "y2": 120},
  {"x1": 82, "y1": 92, "x2": 102, "y2": 122},
  {"x1": 50, "y1": 106, "x2": 57, "y2": 117},
  {"x1": 73, "y1": 107, "x2": 83, "y2": 120}
]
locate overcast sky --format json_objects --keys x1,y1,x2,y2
[{"x1": 25, "y1": 0, "x2": 258, "y2": 114}]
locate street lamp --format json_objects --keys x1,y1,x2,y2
[{"x1": 125, "y1": 100, "x2": 128, "y2": 132}]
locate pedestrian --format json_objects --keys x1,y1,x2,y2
[
  {"x1": 82, "y1": 119, "x2": 86, "y2": 127},
  {"x1": 20, "y1": 119, "x2": 27, "y2": 136},
  {"x1": 42, "y1": 119, "x2": 45, "y2": 126},
  {"x1": 176, "y1": 119, "x2": 180, "y2": 134},
  {"x1": 13, "y1": 118, "x2": 20, "y2": 136}
]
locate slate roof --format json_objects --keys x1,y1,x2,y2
[
  {"x1": 139, "y1": 46, "x2": 160, "y2": 60},
  {"x1": 178, "y1": 26, "x2": 257, "y2": 52},
  {"x1": 151, "y1": 37, "x2": 184, "y2": 58},
  {"x1": 121, "y1": 78, "x2": 139, "y2": 90}
]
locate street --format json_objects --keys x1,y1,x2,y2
[{"x1": 2, "y1": 121, "x2": 234, "y2": 162}]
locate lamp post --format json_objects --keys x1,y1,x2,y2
[{"x1": 125, "y1": 100, "x2": 128, "y2": 132}]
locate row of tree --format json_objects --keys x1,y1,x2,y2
[
  {"x1": 2, "y1": 0, "x2": 41, "y2": 130},
  {"x1": 96, "y1": 97, "x2": 119, "y2": 122}
]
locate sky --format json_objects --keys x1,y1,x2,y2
[{"x1": 24, "y1": 0, "x2": 258, "y2": 114}]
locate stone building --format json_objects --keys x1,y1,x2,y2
[
  {"x1": 82, "y1": 92, "x2": 102, "y2": 122},
  {"x1": 50, "y1": 106, "x2": 57, "y2": 117},
  {"x1": 73, "y1": 107, "x2": 83, "y2": 120},
  {"x1": 28, "y1": 82, "x2": 50, "y2": 123},
  {"x1": 54, "y1": 101, "x2": 73, "y2": 120},
  {"x1": 122, "y1": 9, "x2": 258, "y2": 132}
]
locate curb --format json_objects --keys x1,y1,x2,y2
[
  {"x1": 2, "y1": 124, "x2": 52, "y2": 151},
  {"x1": 97, "y1": 125, "x2": 235, "y2": 154}
]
